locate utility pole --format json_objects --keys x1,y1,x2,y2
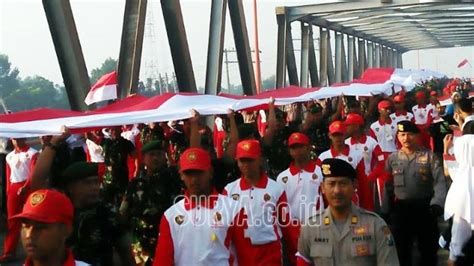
[{"x1": 223, "y1": 48, "x2": 260, "y2": 93}]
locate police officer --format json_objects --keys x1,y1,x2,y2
[
  {"x1": 383, "y1": 120, "x2": 447, "y2": 266},
  {"x1": 11, "y1": 189, "x2": 88, "y2": 266},
  {"x1": 120, "y1": 140, "x2": 183, "y2": 265},
  {"x1": 297, "y1": 158, "x2": 399, "y2": 266}
]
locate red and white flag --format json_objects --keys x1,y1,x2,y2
[
  {"x1": 85, "y1": 71, "x2": 118, "y2": 105},
  {"x1": 457, "y1": 58, "x2": 469, "y2": 68}
]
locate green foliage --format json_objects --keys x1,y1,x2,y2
[
  {"x1": 0, "y1": 54, "x2": 20, "y2": 98},
  {"x1": 0, "y1": 54, "x2": 70, "y2": 112},
  {"x1": 90, "y1": 57, "x2": 117, "y2": 84}
]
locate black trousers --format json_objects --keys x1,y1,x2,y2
[{"x1": 390, "y1": 199, "x2": 439, "y2": 266}]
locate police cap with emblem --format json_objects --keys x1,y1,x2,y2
[
  {"x1": 397, "y1": 120, "x2": 420, "y2": 134},
  {"x1": 321, "y1": 158, "x2": 356, "y2": 180}
]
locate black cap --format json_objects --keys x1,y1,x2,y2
[
  {"x1": 141, "y1": 140, "x2": 164, "y2": 154},
  {"x1": 397, "y1": 121, "x2": 420, "y2": 134},
  {"x1": 61, "y1": 162, "x2": 99, "y2": 186},
  {"x1": 321, "y1": 158, "x2": 356, "y2": 180}
]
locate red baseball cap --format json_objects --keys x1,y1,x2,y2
[
  {"x1": 393, "y1": 95, "x2": 405, "y2": 103},
  {"x1": 329, "y1": 121, "x2": 347, "y2": 135},
  {"x1": 377, "y1": 100, "x2": 392, "y2": 111},
  {"x1": 179, "y1": 148, "x2": 211, "y2": 172},
  {"x1": 288, "y1": 132, "x2": 310, "y2": 146},
  {"x1": 11, "y1": 189, "x2": 74, "y2": 226},
  {"x1": 415, "y1": 91, "x2": 425, "y2": 99},
  {"x1": 236, "y1": 140, "x2": 261, "y2": 159},
  {"x1": 344, "y1": 113, "x2": 364, "y2": 126}
]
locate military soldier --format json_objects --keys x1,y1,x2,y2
[
  {"x1": 61, "y1": 162, "x2": 135, "y2": 266},
  {"x1": 297, "y1": 158, "x2": 399, "y2": 266},
  {"x1": 262, "y1": 100, "x2": 296, "y2": 179},
  {"x1": 120, "y1": 140, "x2": 183, "y2": 265},
  {"x1": 382, "y1": 120, "x2": 447, "y2": 266},
  {"x1": 102, "y1": 126, "x2": 138, "y2": 208}
]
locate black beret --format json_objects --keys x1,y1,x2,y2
[
  {"x1": 141, "y1": 140, "x2": 164, "y2": 154},
  {"x1": 321, "y1": 158, "x2": 356, "y2": 180},
  {"x1": 61, "y1": 162, "x2": 98, "y2": 185},
  {"x1": 397, "y1": 121, "x2": 420, "y2": 134}
]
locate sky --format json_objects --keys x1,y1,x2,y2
[{"x1": 1, "y1": 0, "x2": 473, "y2": 90}]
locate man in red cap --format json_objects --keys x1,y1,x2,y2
[
  {"x1": 317, "y1": 121, "x2": 367, "y2": 208},
  {"x1": 276, "y1": 132, "x2": 323, "y2": 223},
  {"x1": 154, "y1": 147, "x2": 243, "y2": 266},
  {"x1": 11, "y1": 189, "x2": 87, "y2": 266},
  {"x1": 1, "y1": 138, "x2": 38, "y2": 262},
  {"x1": 390, "y1": 94, "x2": 414, "y2": 125},
  {"x1": 369, "y1": 100, "x2": 398, "y2": 154},
  {"x1": 345, "y1": 113, "x2": 385, "y2": 211},
  {"x1": 223, "y1": 139, "x2": 299, "y2": 265}
]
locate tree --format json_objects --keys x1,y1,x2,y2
[
  {"x1": 262, "y1": 75, "x2": 276, "y2": 90},
  {"x1": 5, "y1": 76, "x2": 69, "y2": 111},
  {"x1": 90, "y1": 58, "x2": 117, "y2": 84},
  {"x1": 0, "y1": 54, "x2": 20, "y2": 98}
]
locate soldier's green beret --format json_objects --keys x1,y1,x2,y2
[
  {"x1": 61, "y1": 162, "x2": 98, "y2": 185},
  {"x1": 321, "y1": 158, "x2": 356, "y2": 180},
  {"x1": 397, "y1": 121, "x2": 420, "y2": 134},
  {"x1": 141, "y1": 140, "x2": 164, "y2": 154}
]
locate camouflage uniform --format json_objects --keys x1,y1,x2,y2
[
  {"x1": 305, "y1": 121, "x2": 330, "y2": 159},
  {"x1": 263, "y1": 126, "x2": 295, "y2": 179},
  {"x1": 69, "y1": 203, "x2": 129, "y2": 266},
  {"x1": 121, "y1": 168, "x2": 183, "y2": 265},
  {"x1": 140, "y1": 125, "x2": 165, "y2": 145},
  {"x1": 102, "y1": 137, "x2": 135, "y2": 207}
]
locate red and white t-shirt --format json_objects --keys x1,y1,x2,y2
[
  {"x1": 389, "y1": 111, "x2": 414, "y2": 125},
  {"x1": 412, "y1": 104, "x2": 434, "y2": 126},
  {"x1": 316, "y1": 145, "x2": 376, "y2": 210},
  {"x1": 5, "y1": 147, "x2": 38, "y2": 184},
  {"x1": 223, "y1": 175, "x2": 299, "y2": 265},
  {"x1": 345, "y1": 135, "x2": 384, "y2": 176},
  {"x1": 154, "y1": 192, "x2": 242, "y2": 266},
  {"x1": 369, "y1": 119, "x2": 398, "y2": 153},
  {"x1": 276, "y1": 160, "x2": 323, "y2": 222}
]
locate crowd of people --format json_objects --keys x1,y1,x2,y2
[{"x1": 0, "y1": 77, "x2": 473, "y2": 266}]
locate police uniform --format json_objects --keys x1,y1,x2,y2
[
  {"x1": 382, "y1": 121, "x2": 447, "y2": 266},
  {"x1": 297, "y1": 159, "x2": 399, "y2": 266},
  {"x1": 120, "y1": 141, "x2": 183, "y2": 265}
]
